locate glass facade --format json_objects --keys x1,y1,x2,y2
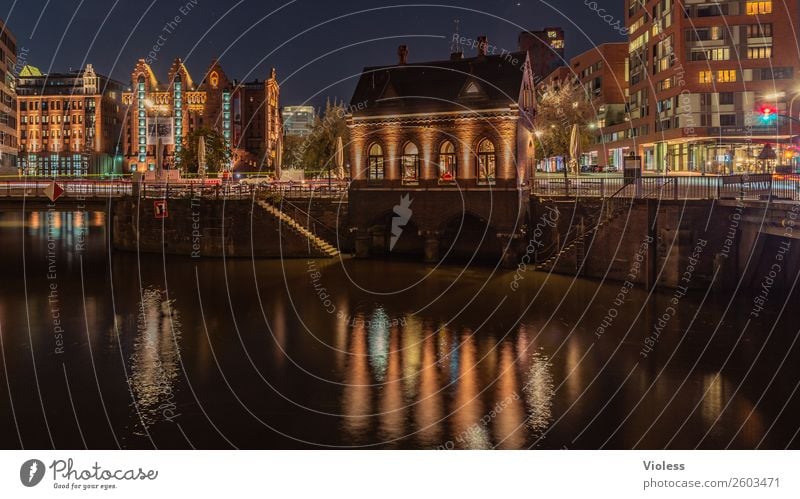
[{"x1": 23, "y1": 153, "x2": 88, "y2": 176}]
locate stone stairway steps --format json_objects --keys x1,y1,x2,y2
[
  {"x1": 536, "y1": 201, "x2": 626, "y2": 272},
  {"x1": 256, "y1": 200, "x2": 340, "y2": 258}
]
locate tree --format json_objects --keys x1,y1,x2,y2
[
  {"x1": 305, "y1": 98, "x2": 350, "y2": 175},
  {"x1": 282, "y1": 134, "x2": 307, "y2": 169},
  {"x1": 534, "y1": 80, "x2": 594, "y2": 172},
  {"x1": 176, "y1": 128, "x2": 232, "y2": 174}
]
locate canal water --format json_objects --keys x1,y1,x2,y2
[{"x1": 1, "y1": 209, "x2": 799, "y2": 449}]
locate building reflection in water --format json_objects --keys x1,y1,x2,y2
[
  {"x1": 378, "y1": 323, "x2": 404, "y2": 442},
  {"x1": 523, "y1": 350, "x2": 554, "y2": 438},
  {"x1": 493, "y1": 342, "x2": 527, "y2": 449},
  {"x1": 414, "y1": 323, "x2": 443, "y2": 446},
  {"x1": 129, "y1": 287, "x2": 183, "y2": 433},
  {"x1": 700, "y1": 372, "x2": 764, "y2": 448},
  {"x1": 339, "y1": 309, "x2": 558, "y2": 448},
  {"x1": 367, "y1": 308, "x2": 390, "y2": 382},
  {"x1": 341, "y1": 316, "x2": 371, "y2": 440}
]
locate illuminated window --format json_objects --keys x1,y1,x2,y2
[
  {"x1": 717, "y1": 70, "x2": 737, "y2": 82},
  {"x1": 401, "y1": 142, "x2": 419, "y2": 183},
  {"x1": 699, "y1": 71, "x2": 713, "y2": 83},
  {"x1": 747, "y1": 46, "x2": 772, "y2": 59},
  {"x1": 476, "y1": 139, "x2": 496, "y2": 184},
  {"x1": 746, "y1": 1, "x2": 772, "y2": 15},
  {"x1": 367, "y1": 143, "x2": 384, "y2": 181},
  {"x1": 438, "y1": 141, "x2": 457, "y2": 181}
]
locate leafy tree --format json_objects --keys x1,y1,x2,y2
[
  {"x1": 176, "y1": 128, "x2": 232, "y2": 174},
  {"x1": 534, "y1": 79, "x2": 594, "y2": 173},
  {"x1": 303, "y1": 99, "x2": 351, "y2": 175},
  {"x1": 282, "y1": 134, "x2": 307, "y2": 169}
]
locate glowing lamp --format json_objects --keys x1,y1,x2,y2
[{"x1": 760, "y1": 105, "x2": 778, "y2": 124}]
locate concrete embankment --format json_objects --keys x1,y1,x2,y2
[
  {"x1": 111, "y1": 196, "x2": 348, "y2": 258},
  {"x1": 531, "y1": 197, "x2": 800, "y2": 291}
]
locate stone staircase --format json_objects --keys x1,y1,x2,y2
[
  {"x1": 256, "y1": 200, "x2": 340, "y2": 258},
  {"x1": 536, "y1": 194, "x2": 629, "y2": 273},
  {"x1": 536, "y1": 179, "x2": 673, "y2": 272}
]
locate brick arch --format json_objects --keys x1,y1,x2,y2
[
  {"x1": 437, "y1": 210, "x2": 503, "y2": 263},
  {"x1": 437, "y1": 209, "x2": 498, "y2": 235}
]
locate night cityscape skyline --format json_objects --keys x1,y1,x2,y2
[{"x1": 1, "y1": 1, "x2": 800, "y2": 495}]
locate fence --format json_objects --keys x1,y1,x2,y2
[
  {"x1": 531, "y1": 174, "x2": 800, "y2": 201},
  {"x1": 0, "y1": 180, "x2": 131, "y2": 199},
  {"x1": 139, "y1": 182, "x2": 349, "y2": 201}
]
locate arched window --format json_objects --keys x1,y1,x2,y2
[
  {"x1": 367, "y1": 143, "x2": 384, "y2": 180},
  {"x1": 438, "y1": 141, "x2": 457, "y2": 182},
  {"x1": 476, "y1": 139, "x2": 496, "y2": 184},
  {"x1": 401, "y1": 141, "x2": 420, "y2": 183}
]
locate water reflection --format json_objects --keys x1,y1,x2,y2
[
  {"x1": 336, "y1": 313, "x2": 558, "y2": 448},
  {"x1": 1, "y1": 209, "x2": 796, "y2": 449},
  {"x1": 129, "y1": 287, "x2": 183, "y2": 432},
  {"x1": 523, "y1": 351, "x2": 554, "y2": 437}
]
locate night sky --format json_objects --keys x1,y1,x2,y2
[{"x1": 1, "y1": 0, "x2": 624, "y2": 107}]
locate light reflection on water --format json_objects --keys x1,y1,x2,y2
[
  {"x1": 338, "y1": 311, "x2": 554, "y2": 449},
  {"x1": 128, "y1": 287, "x2": 182, "y2": 433},
  {"x1": 0, "y1": 209, "x2": 795, "y2": 449}
]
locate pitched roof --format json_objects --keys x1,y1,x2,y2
[{"x1": 350, "y1": 52, "x2": 529, "y2": 117}]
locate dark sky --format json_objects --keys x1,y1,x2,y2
[{"x1": 1, "y1": 0, "x2": 624, "y2": 107}]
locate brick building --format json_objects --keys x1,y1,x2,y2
[
  {"x1": 121, "y1": 58, "x2": 281, "y2": 173},
  {"x1": 625, "y1": 0, "x2": 800, "y2": 173},
  {"x1": 519, "y1": 27, "x2": 566, "y2": 82},
  {"x1": 347, "y1": 42, "x2": 536, "y2": 263},
  {"x1": 16, "y1": 64, "x2": 124, "y2": 176},
  {"x1": 0, "y1": 19, "x2": 16, "y2": 170}
]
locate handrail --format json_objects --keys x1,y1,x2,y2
[{"x1": 270, "y1": 197, "x2": 342, "y2": 240}]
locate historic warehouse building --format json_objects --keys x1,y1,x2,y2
[
  {"x1": 16, "y1": 64, "x2": 125, "y2": 176},
  {"x1": 347, "y1": 41, "x2": 537, "y2": 264},
  {"x1": 121, "y1": 58, "x2": 281, "y2": 173}
]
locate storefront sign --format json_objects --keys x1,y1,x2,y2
[{"x1": 708, "y1": 126, "x2": 779, "y2": 137}]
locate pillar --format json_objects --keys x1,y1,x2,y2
[{"x1": 423, "y1": 231, "x2": 440, "y2": 263}]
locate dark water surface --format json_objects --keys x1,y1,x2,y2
[{"x1": 1, "y1": 209, "x2": 799, "y2": 449}]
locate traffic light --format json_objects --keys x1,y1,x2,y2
[{"x1": 760, "y1": 105, "x2": 778, "y2": 124}]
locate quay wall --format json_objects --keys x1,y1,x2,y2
[{"x1": 111, "y1": 197, "x2": 340, "y2": 258}]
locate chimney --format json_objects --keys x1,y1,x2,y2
[
  {"x1": 477, "y1": 36, "x2": 488, "y2": 56},
  {"x1": 398, "y1": 45, "x2": 409, "y2": 65}
]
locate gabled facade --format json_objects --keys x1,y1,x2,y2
[
  {"x1": 347, "y1": 42, "x2": 537, "y2": 265},
  {"x1": 121, "y1": 58, "x2": 281, "y2": 173},
  {"x1": 347, "y1": 44, "x2": 537, "y2": 188}
]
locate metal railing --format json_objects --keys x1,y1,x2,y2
[
  {"x1": 138, "y1": 182, "x2": 349, "y2": 201},
  {"x1": 0, "y1": 180, "x2": 131, "y2": 199},
  {"x1": 532, "y1": 175, "x2": 800, "y2": 201}
]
